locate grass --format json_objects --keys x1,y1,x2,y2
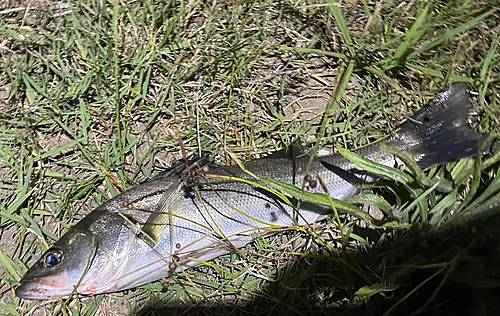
[{"x1": 1, "y1": 0, "x2": 499, "y2": 315}]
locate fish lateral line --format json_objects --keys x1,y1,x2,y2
[
  {"x1": 199, "y1": 175, "x2": 287, "y2": 229},
  {"x1": 205, "y1": 173, "x2": 296, "y2": 212}
]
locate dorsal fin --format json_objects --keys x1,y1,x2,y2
[
  {"x1": 150, "y1": 156, "x2": 211, "y2": 181},
  {"x1": 266, "y1": 140, "x2": 306, "y2": 159}
]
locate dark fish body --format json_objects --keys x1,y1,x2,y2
[{"x1": 16, "y1": 83, "x2": 486, "y2": 300}]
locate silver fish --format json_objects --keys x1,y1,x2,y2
[{"x1": 16, "y1": 83, "x2": 485, "y2": 300}]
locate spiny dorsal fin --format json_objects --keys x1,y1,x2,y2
[
  {"x1": 150, "y1": 156, "x2": 211, "y2": 181},
  {"x1": 109, "y1": 178, "x2": 184, "y2": 249}
]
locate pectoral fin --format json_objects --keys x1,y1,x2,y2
[{"x1": 140, "y1": 183, "x2": 184, "y2": 248}]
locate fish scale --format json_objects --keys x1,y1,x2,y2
[{"x1": 16, "y1": 83, "x2": 487, "y2": 300}]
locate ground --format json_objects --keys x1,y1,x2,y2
[{"x1": 0, "y1": 0, "x2": 499, "y2": 315}]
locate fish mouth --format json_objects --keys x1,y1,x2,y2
[
  {"x1": 16, "y1": 272, "x2": 69, "y2": 300},
  {"x1": 16, "y1": 265, "x2": 124, "y2": 300},
  {"x1": 16, "y1": 281, "x2": 53, "y2": 300}
]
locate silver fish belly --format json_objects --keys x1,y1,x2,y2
[{"x1": 16, "y1": 83, "x2": 486, "y2": 300}]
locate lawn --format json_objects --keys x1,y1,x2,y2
[{"x1": 0, "y1": 0, "x2": 499, "y2": 315}]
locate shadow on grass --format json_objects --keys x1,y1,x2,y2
[{"x1": 135, "y1": 214, "x2": 500, "y2": 316}]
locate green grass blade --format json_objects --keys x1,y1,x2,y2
[
  {"x1": 307, "y1": 61, "x2": 354, "y2": 175},
  {"x1": 391, "y1": 2, "x2": 431, "y2": 63},
  {"x1": 0, "y1": 249, "x2": 21, "y2": 282},
  {"x1": 323, "y1": 0, "x2": 355, "y2": 58},
  {"x1": 345, "y1": 194, "x2": 392, "y2": 215},
  {"x1": 408, "y1": 8, "x2": 497, "y2": 60},
  {"x1": 262, "y1": 177, "x2": 409, "y2": 228},
  {"x1": 480, "y1": 38, "x2": 498, "y2": 81},
  {"x1": 336, "y1": 146, "x2": 413, "y2": 185},
  {"x1": 364, "y1": 66, "x2": 408, "y2": 99}
]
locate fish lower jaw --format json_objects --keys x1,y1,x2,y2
[
  {"x1": 16, "y1": 279, "x2": 124, "y2": 300},
  {"x1": 16, "y1": 285, "x2": 52, "y2": 301},
  {"x1": 16, "y1": 284, "x2": 80, "y2": 301}
]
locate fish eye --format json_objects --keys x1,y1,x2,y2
[{"x1": 44, "y1": 249, "x2": 64, "y2": 267}]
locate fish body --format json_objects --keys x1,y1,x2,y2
[{"x1": 16, "y1": 83, "x2": 486, "y2": 300}]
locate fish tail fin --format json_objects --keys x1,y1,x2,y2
[{"x1": 397, "y1": 82, "x2": 487, "y2": 168}]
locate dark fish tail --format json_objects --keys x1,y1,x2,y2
[{"x1": 396, "y1": 82, "x2": 486, "y2": 168}]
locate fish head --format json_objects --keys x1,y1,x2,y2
[
  {"x1": 16, "y1": 226, "x2": 99, "y2": 300},
  {"x1": 16, "y1": 178, "x2": 186, "y2": 300}
]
